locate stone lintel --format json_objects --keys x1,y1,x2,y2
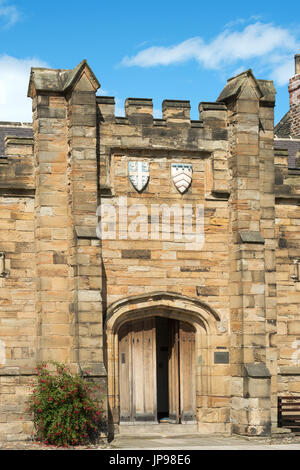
[{"x1": 239, "y1": 231, "x2": 265, "y2": 244}]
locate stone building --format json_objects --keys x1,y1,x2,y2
[
  {"x1": 274, "y1": 54, "x2": 300, "y2": 167},
  {"x1": 0, "y1": 54, "x2": 300, "y2": 442}
]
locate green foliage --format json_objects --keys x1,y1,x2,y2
[{"x1": 27, "y1": 362, "x2": 104, "y2": 447}]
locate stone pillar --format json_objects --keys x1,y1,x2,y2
[
  {"x1": 218, "y1": 70, "x2": 276, "y2": 435},
  {"x1": 28, "y1": 71, "x2": 73, "y2": 366},
  {"x1": 28, "y1": 62, "x2": 106, "y2": 394},
  {"x1": 257, "y1": 80, "x2": 278, "y2": 432},
  {"x1": 66, "y1": 65, "x2": 106, "y2": 384}
]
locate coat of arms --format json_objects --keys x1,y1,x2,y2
[
  {"x1": 128, "y1": 161, "x2": 149, "y2": 192},
  {"x1": 171, "y1": 163, "x2": 192, "y2": 193}
]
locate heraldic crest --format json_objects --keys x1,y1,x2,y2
[
  {"x1": 128, "y1": 161, "x2": 150, "y2": 192},
  {"x1": 171, "y1": 163, "x2": 192, "y2": 193}
]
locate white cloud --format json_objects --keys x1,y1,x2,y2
[
  {"x1": 0, "y1": 55, "x2": 49, "y2": 122},
  {"x1": 97, "y1": 87, "x2": 109, "y2": 96},
  {"x1": 272, "y1": 60, "x2": 295, "y2": 86},
  {"x1": 224, "y1": 15, "x2": 262, "y2": 29},
  {"x1": 121, "y1": 22, "x2": 299, "y2": 86},
  {"x1": 0, "y1": 0, "x2": 20, "y2": 28}
]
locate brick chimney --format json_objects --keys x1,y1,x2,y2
[{"x1": 289, "y1": 54, "x2": 300, "y2": 137}]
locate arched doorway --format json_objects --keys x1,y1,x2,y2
[
  {"x1": 118, "y1": 316, "x2": 196, "y2": 424},
  {"x1": 105, "y1": 291, "x2": 221, "y2": 427}
]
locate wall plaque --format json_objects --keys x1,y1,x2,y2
[{"x1": 214, "y1": 351, "x2": 229, "y2": 364}]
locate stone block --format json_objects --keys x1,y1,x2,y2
[
  {"x1": 287, "y1": 321, "x2": 300, "y2": 335},
  {"x1": 246, "y1": 377, "x2": 270, "y2": 398}
]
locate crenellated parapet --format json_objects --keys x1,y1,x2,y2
[{"x1": 97, "y1": 96, "x2": 229, "y2": 130}]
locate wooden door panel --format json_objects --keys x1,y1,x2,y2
[
  {"x1": 143, "y1": 318, "x2": 157, "y2": 420},
  {"x1": 119, "y1": 318, "x2": 157, "y2": 423},
  {"x1": 119, "y1": 317, "x2": 196, "y2": 424},
  {"x1": 168, "y1": 319, "x2": 179, "y2": 423},
  {"x1": 119, "y1": 322, "x2": 131, "y2": 422},
  {"x1": 179, "y1": 321, "x2": 196, "y2": 423},
  {"x1": 132, "y1": 320, "x2": 144, "y2": 417}
]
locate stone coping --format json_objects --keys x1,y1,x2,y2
[{"x1": 239, "y1": 231, "x2": 265, "y2": 244}]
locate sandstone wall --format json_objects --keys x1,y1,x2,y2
[
  {"x1": 275, "y1": 148, "x2": 300, "y2": 396},
  {"x1": 0, "y1": 60, "x2": 287, "y2": 441},
  {"x1": 0, "y1": 137, "x2": 35, "y2": 441},
  {"x1": 98, "y1": 96, "x2": 231, "y2": 433}
]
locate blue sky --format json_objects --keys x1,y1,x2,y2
[{"x1": 0, "y1": 0, "x2": 299, "y2": 123}]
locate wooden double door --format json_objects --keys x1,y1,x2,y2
[{"x1": 118, "y1": 316, "x2": 196, "y2": 424}]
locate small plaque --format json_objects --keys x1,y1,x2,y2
[
  {"x1": 214, "y1": 351, "x2": 229, "y2": 364},
  {"x1": 121, "y1": 353, "x2": 126, "y2": 364}
]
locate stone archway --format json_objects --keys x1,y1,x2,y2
[{"x1": 105, "y1": 291, "x2": 222, "y2": 430}]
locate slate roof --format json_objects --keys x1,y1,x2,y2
[
  {"x1": 0, "y1": 123, "x2": 33, "y2": 156},
  {"x1": 274, "y1": 111, "x2": 300, "y2": 167},
  {"x1": 274, "y1": 138, "x2": 300, "y2": 167},
  {"x1": 274, "y1": 111, "x2": 290, "y2": 138}
]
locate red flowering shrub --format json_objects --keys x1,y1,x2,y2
[{"x1": 27, "y1": 362, "x2": 104, "y2": 447}]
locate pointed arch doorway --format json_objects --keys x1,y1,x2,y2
[
  {"x1": 118, "y1": 316, "x2": 196, "y2": 424},
  {"x1": 105, "y1": 292, "x2": 221, "y2": 428}
]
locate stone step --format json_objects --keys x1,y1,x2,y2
[{"x1": 117, "y1": 423, "x2": 198, "y2": 436}]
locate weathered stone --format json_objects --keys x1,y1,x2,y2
[{"x1": 1, "y1": 55, "x2": 300, "y2": 442}]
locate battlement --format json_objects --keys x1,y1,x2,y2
[{"x1": 97, "y1": 95, "x2": 226, "y2": 127}]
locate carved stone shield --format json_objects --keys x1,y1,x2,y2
[
  {"x1": 171, "y1": 163, "x2": 192, "y2": 193},
  {"x1": 128, "y1": 161, "x2": 149, "y2": 192}
]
